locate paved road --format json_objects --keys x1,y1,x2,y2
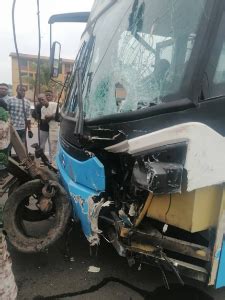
[
  {"x1": 4, "y1": 126, "x2": 225, "y2": 299},
  {"x1": 7, "y1": 223, "x2": 225, "y2": 300}
]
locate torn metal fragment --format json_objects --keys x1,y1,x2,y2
[{"x1": 88, "y1": 198, "x2": 112, "y2": 246}]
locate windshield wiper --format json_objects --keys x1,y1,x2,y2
[
  {"x1": 74, "y1": 68, "x2": 84, "y2": 136},
  {"x1": 73, "y1": 36, "x2": 95, "y2": 137}
]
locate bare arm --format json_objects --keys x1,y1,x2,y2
[
  {"x1": 26, "y1": 100, "x2": 32, "y2": 131},
  {"x1": 26, "y1": 120, "x2": 31, "y2": 131}
]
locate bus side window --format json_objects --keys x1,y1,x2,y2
[{"x1": 203, "y1": 12, "x2": 225, "y2": 99}]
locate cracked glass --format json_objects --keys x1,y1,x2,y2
[{"x1": 64, "y1": 0, "x2": 208, "y2": 119}]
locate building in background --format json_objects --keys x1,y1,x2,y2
[{"x1": 10, "y1": 52, "x2": 74, "y2": 102}]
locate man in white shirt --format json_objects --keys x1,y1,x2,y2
[{"x1": 40, "y1": 96, "x2": 59, "y2": 166}]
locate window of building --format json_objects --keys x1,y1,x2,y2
[
  {"x1": 20, "y1": 58, "x2": 28, "y2": 69},
  {"x1": 21, "y1": 72, "x2": 28, "y2": 77},
  {"x1": 28, "y1": 60, "x2": 36, "y2": 71}
]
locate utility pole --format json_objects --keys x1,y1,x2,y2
[{"x1": 0, "y1": 206, "x2": 18, "y2": 299}]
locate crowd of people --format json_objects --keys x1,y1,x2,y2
[{"x1": 0, "y1": 82, "x2": 59, "y2": 171}]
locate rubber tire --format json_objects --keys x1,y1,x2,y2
[
  {"x1": 8, "y1": 168, "x2": 58, "y2": 222},
  {"x1": 3, "y1": 179, "x2": 72, "y2": 253},
  {"x1": 8, "y1": 180, "x2": 55, "y2": 222}
]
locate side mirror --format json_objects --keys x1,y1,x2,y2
[{"x1": 50, "y1": 41, "x2": 61, "y2": 78}]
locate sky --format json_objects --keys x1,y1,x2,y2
[{"x1": 0, "y1": 0, "x2": 94, "y2": 83}]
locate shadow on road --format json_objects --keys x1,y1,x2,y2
[
  {"x1": 34, "y1": 278, "x2": 213, "y2": 300},
  {"x1": 10, "y1": 223, "x2": 218, "y2": 300}
]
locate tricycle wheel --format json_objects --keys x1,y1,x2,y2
[{"x1": 3, "y1": 179, "x2": 72, "y2": 253}]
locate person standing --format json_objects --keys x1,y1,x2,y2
[
  {"x1": 40, "y1": 96, "x2": 59, "y2": 165},
  {"x1": 45, "y1": 90, "x2": 54, "y2": 102},
  {"x1": 0, "y1": 83, "x2": 10, "y2": 106},
  {"x1": 8, "y1": 85, "x2": 33, "y2": 143},
  {"x1": 32, "y1": 93, "x2": 51, "y2": 156}
]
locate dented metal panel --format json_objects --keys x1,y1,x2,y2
[
  {"x1": 57, "y1": 144, "x2": 106, "y2": 245},
  {"x1": 58, "y1": 143, "x2": 105, "y2": 192}
]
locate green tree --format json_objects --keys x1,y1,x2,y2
[
  {"x1": 22, "y1": 62, "x2": 51, "y2": 92},
  {"x1": 22, "y1": 62, "x2": 61, "y2": 96}
]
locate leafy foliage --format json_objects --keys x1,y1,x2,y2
[{"x1": 21, "y1": 62, "x2": 51, "y2": 92}]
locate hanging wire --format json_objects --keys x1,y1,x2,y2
[{"x1": 33, "y1": 0, "x2": 41, "y2": 145}]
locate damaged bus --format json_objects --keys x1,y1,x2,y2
[{"x1": 4, "y1": 0, "x2": 225, "y2": 289}]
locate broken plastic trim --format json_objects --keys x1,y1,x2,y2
[
  {"x1": 132, "y1": 160, "x2": 183, "y2": 194},
  {"x1": 87, "y1": 197, "x2": 112, "y2": 246},
  {"x1": 73, "y1": 195, "x2": 112, "y2": 246}
]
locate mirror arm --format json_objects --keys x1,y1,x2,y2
[{"x1": 50, "y1": 24, "x2": 52, "y2": 57}]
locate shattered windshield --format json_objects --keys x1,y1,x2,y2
[{"x1": 64, "y1": 0, "x2": 208, "y2": 119}]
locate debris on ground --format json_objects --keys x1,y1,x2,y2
[{"x1": 88, "y1": 266, "x2": 101, "y2": 273}]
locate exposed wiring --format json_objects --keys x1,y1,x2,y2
[
  {"x1": 165, "y1": 194, "x2": 172, "y2": 224},
  {"x1": 157, "y1": 194, "x2": 171, "y2": 249},
  {"x1": 12, "y1": 0, "x2": 28, "y2": 153},
  {"x1": 161, "y1": 251, "x2": 184, "y2": 285},
  {"x1": 154, "y1": 248, "x2": 184, "y2": 287},
  {"x1": 155, "y1": 258, "x2": 170, "y2": 289}
]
